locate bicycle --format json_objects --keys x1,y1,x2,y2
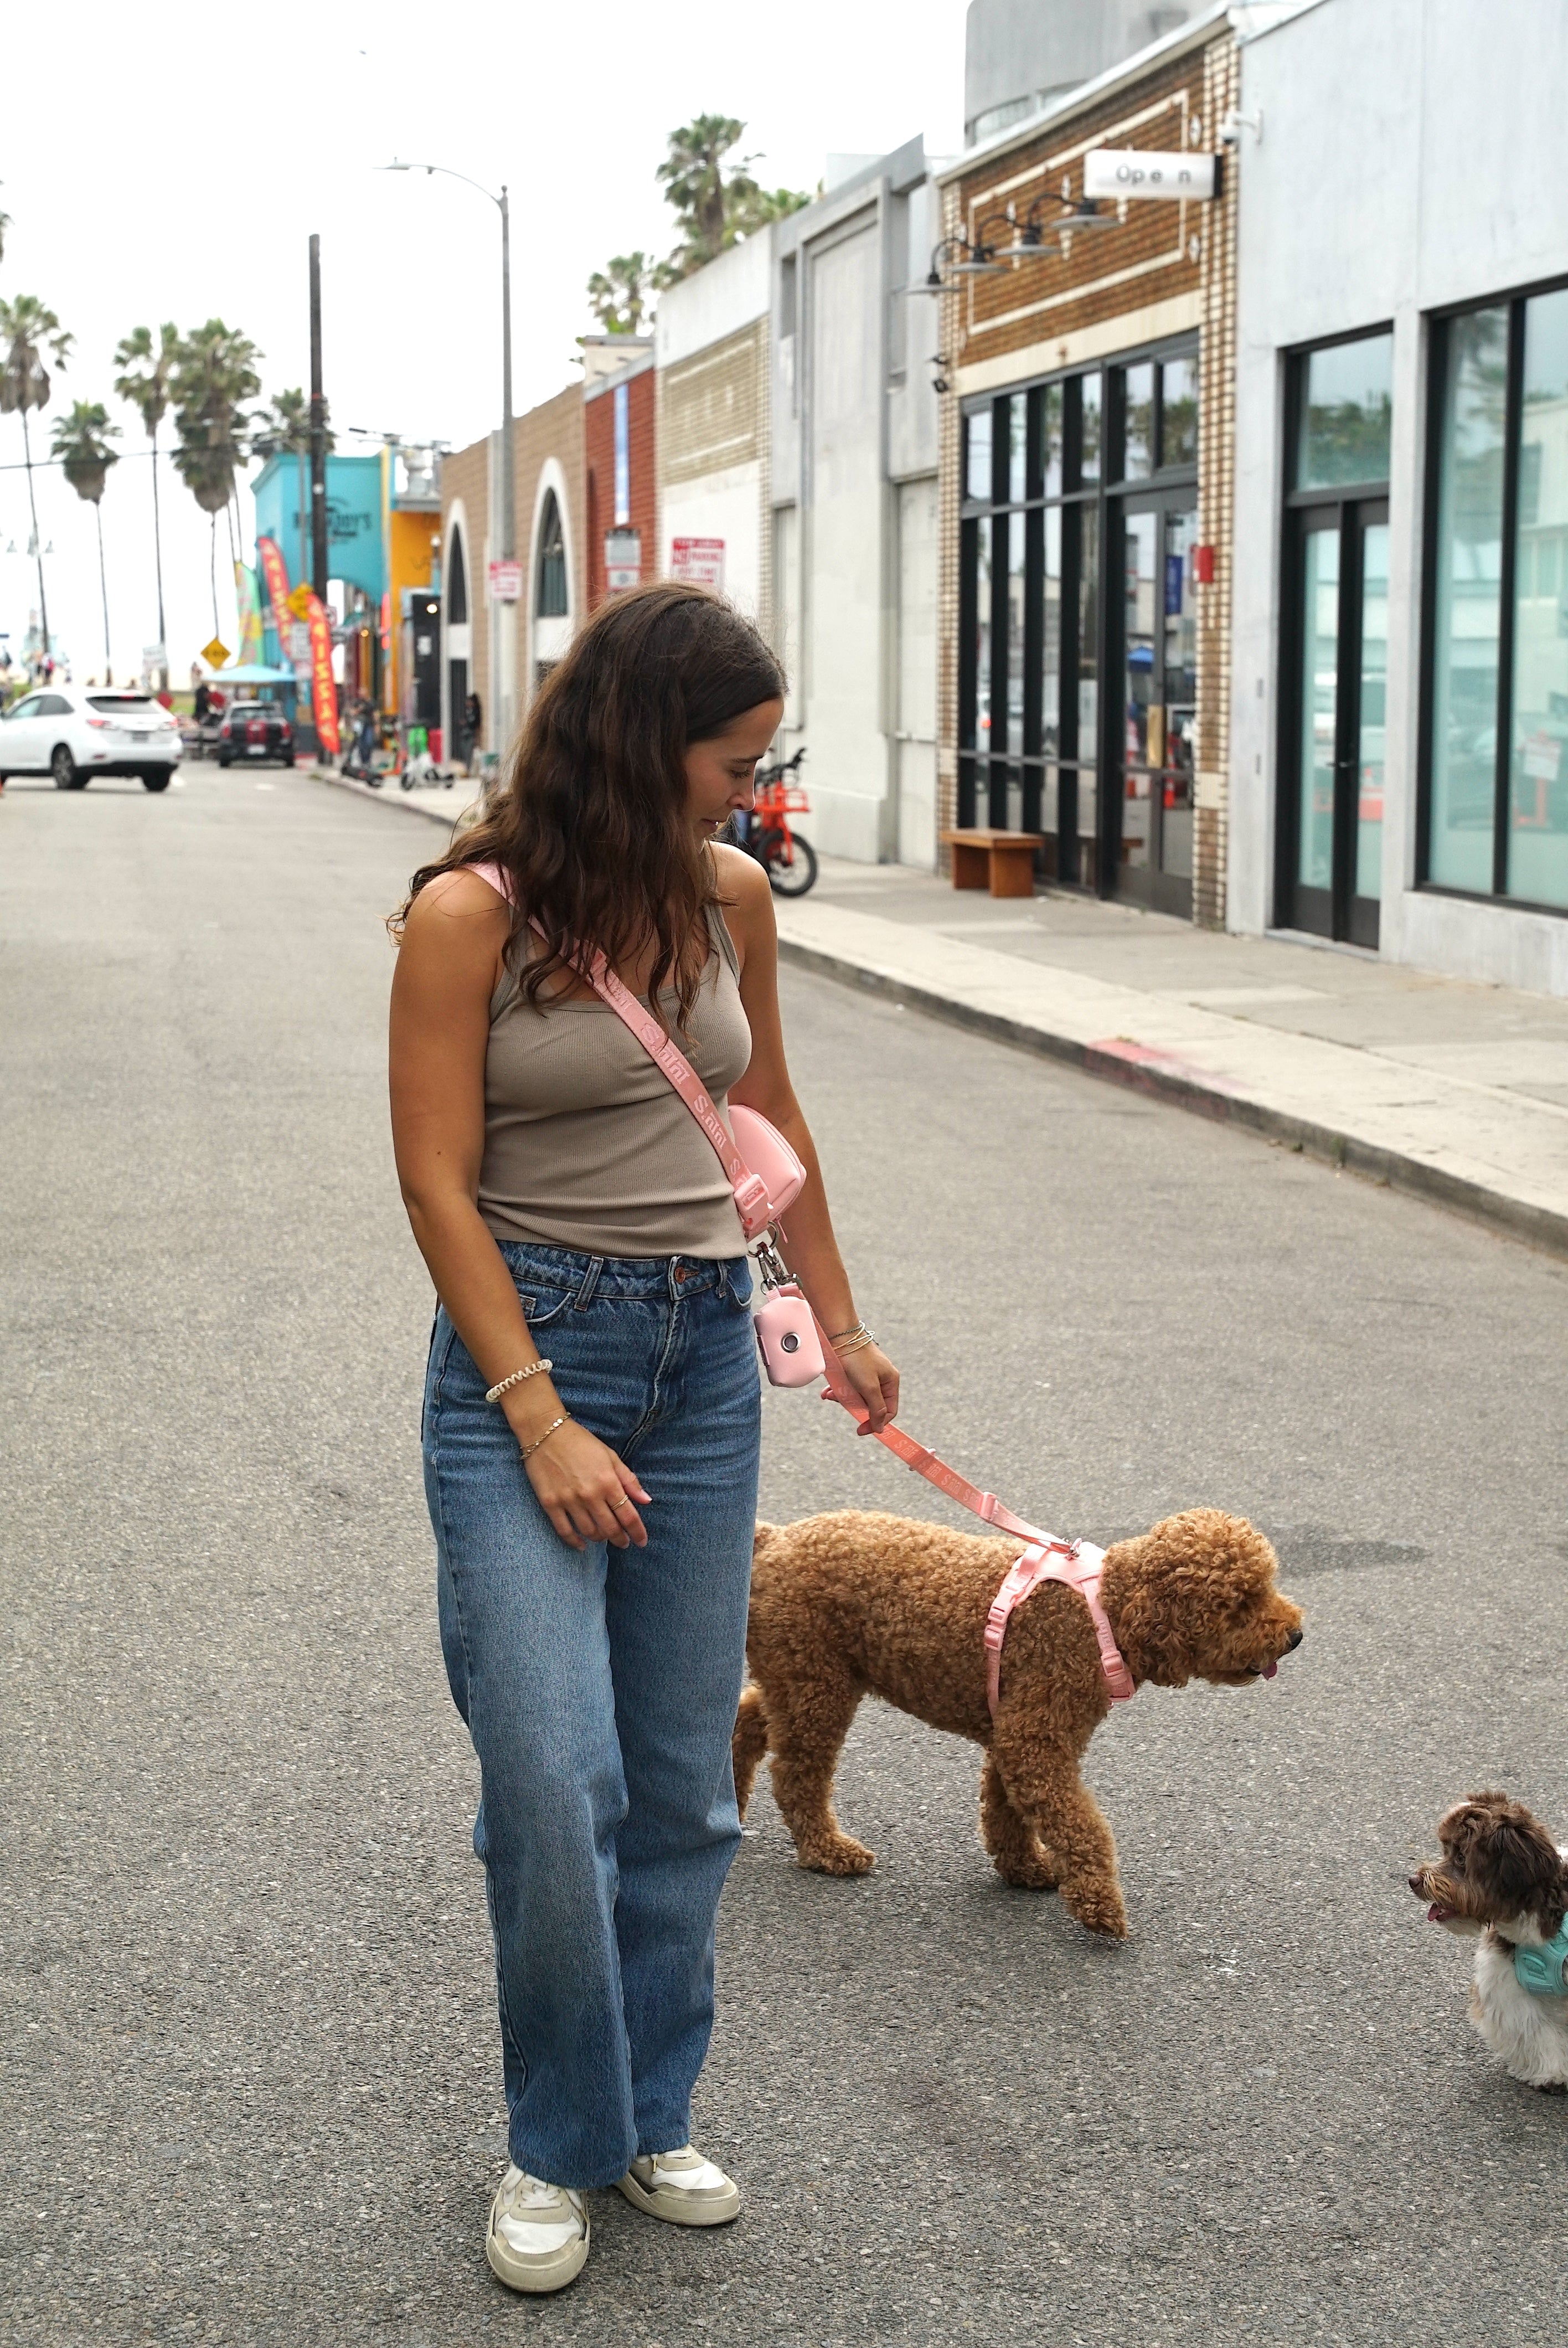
[{"x1": 731, "y1": 744, "x2": 818, "y2": 897}]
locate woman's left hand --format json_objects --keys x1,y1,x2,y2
[{"x1": 827, "y1": 1342, "x2": 900, "y2": 1435}]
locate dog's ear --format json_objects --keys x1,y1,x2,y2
[
  {"x1": 1105, "y1": 1511, "x2": 1285, "y2": 1687},
  {"x1": 1453, "y1": 1793, "x2": 1566, "y2": 1924},
  {"x1": 1144, "y1": 1509, "x2": 1280, "y2": 1612}
]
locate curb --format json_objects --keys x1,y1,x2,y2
[
  {"x1": 775, "y1": 933, "x2": 1568, "y2": 1264},
  {"x1": 313, "y1": 766, "x2": 468, "y2": 831}
]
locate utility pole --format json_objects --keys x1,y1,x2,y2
[
  {"x1": 500, "y1": 186, "x2": 514, "y2": 570},
  {"x1": 308, "y1": 234, "x2": 329, "y2": 600}
]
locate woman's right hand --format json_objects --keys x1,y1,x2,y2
[{"x1": 515, "y1": 1414, "x2": 651, "y2": 1551}]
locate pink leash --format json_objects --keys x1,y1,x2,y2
[
  {"x1": 466, "y1": 860, "x2": 1134, "y2": 1713},
  {"x1": 814, "y1": 1330, "x2": 1135, "y2": 1714}
]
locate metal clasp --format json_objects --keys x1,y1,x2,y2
[{"x1": 752, "y1": 1229, "x2": 791, "y2": 1291}]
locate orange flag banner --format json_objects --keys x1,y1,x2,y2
[
  {"x1": 256, "y1": 535, "x2": 292, "y2": 646},
  {"x1": 305, "y1": 593, "x2": 340, "y2": 755}
]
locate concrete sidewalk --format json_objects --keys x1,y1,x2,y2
[
  {"x1": 783, "y1": 859, "x2": 1568, "y2": 1259},
  {"x1": 317, "y1": 765, "x2": 1568, "y2": 1258}
]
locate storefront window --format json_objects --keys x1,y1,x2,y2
[
  {"x1": 1078, "y1": 374, "x2": 1102, "y2": 486},
  {"x1": 1036, "y1": 382, "x2": 1064, "y2": 500},
  {"x1": 966, "y1": 409, "x2": 993, "y2": 502},
  {"x1": 1298, "y1": 333, "x2": 1394, "y2": 491},
  {"x1": 1122, "y1": 363, "x2": 1156, "y2": 481},
  {"x1": 959, "y1": 344, "x2": 1193, "y2": 892},
  {"x1": 1007, "y1": 393, "x2": 1028, "y2": 505},
  {"x1": 1160, "y1": 358, "x2": 1199, "y2": 470},
  {"x1": 1041, "y1": 505, "x2": 1062, "y2": 758},
  {"x1": 1507, "y1": 287, "x2": 1568, "y2": 909},
  {"x1": 1422, "y1": 286, "x2": 1568, "y2": 911}
]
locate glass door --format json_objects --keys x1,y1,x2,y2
[
  {"x1": 1113, "y1": 494, "x2": 1198, "y2": 915},
  {"x1": 1283, "y1": 501, "x2": 1387, "y2": 943}
]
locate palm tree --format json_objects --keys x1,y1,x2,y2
[
  {"x1": 113, "y1": 322, "x2": 179, "y2": 671},
  {"x1": 51, "y1": 401, "x2": 121, "y2": 680},
  {"x1": 0, "y1": 294, "x2": 74, "y2": 657},
  {"x1": 170, "y1": 320, "x2": 261, "y2": 637},
  {"x1": 586, "y1": 252, "x2": 654, "y2": 336},
  {"x1": 654, "y1": 116, "x2": 808, "y2": 286}
]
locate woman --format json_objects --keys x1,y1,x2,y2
[{"x1": 389, "y1": 584, "x2": 899, "y2": 2295}]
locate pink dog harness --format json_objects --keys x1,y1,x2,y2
[
  {"x1": 811, "y1": 1333, "x2": 1136, "y2": 1718},
  {"x1": 982, "y1": 1540, "x2": 1135, "y2": 1716}
]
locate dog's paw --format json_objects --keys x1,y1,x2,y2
[
  {"x1": 1064, "y1": 1881, "x2": 1129, "y2": 1938},
  {"x1": 992, "y1": 1847, "x2": 1059, "y2": 1892},
  {"x1": 797, "y1": 1833, "x2": 876, "y2": 1877}
]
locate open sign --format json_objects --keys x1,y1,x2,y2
[{"x1": 1084, "y1": 148, "x2": 1218, "y2": 201}]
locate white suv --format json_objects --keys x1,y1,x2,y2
[{"x1": 0, "y1": 686, "x2": 184, "y2": 791}]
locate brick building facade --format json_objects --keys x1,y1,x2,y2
[
  {"x1": 584, "y1": 347, "x2": 656, "y2": 610},
  {"x1": 936, "y1": 14, "x2": 1239, "y2": 922},
  {"x1": 655, "y1": 239, "x2": 772, "y2": 631}
]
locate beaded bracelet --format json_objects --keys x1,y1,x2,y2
[{"x1": 486, "y1": 1357, "x2": 554, "y2": 1405}]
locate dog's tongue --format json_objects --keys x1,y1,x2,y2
[
  {"x1": 1262, "y1": 1661, "x2": 1278, "y2": 1680},
  {"x1": 1427, "y1": 1903, "x2": 1451, "y2": 1924}
]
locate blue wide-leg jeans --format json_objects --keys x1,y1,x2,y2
[{"x1": 422, "y1": 1242, "x2": 760, "y2": 2190}]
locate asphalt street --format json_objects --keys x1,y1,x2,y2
[{"x1": 2, "y1": 761, "x2": 1565, "y2": 2348}]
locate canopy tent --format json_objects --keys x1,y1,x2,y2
[{"x1": 209, "y1": 665, "x2": 296, "y2": 686}]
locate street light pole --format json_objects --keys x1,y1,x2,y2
[
  {"x1": 380, "y1": 158, "x2": 514, "y2": 562},
  {"x1": 499, "y1": 184, "x2": 514, "y2": 569},
  {"x1": 380, "y1": 159, "x2": 517, "y2": 753}
]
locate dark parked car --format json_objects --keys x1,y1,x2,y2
[{"x1": 215, "y1": 702, "x2": 295, "y2": 769}]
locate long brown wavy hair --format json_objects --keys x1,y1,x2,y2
[{"x1": 396, "y1": 583, "x2": 785, "y2": 1026}]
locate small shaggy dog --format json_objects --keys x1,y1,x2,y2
[
  {"x1": 1409, "y1": 1791, "x2": 1568, "y2": 2090},
  {"x1": 733, "y1": 1506, "x2": 1303, "y2": 1938}
]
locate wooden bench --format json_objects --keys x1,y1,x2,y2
[{"x1": 939, "y1": 828, "x2": 1044, "y2": 899}]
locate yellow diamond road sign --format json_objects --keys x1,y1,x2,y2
[
  {"x1": 287, "y1": 584, "x2": 314, "y2": 620},
  {"x1": 202, "y1": 636, "x2": 230, "y2": 670}
]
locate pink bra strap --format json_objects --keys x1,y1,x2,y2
[{"x1": 463, "y1": 860, "x2": 772, "y2": 1239}]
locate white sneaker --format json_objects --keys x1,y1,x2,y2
[
  {"x1": 616, "y1": 2143, "x2": 741, "y2": 2227},
  {"x1": 485, "y1": 2164, "x2": 590, "y2": 2293}
]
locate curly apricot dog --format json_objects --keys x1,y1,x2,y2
[{"x1": 733, "y1": 1507, "x2": 1303, "y2": 1938}]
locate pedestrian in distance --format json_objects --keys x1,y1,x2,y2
[
  {"x1": 462, "y1": 687, "x2": 481, "y2": 772},
  {"x1": 388, "y1": 583, "x2": 899, "y2": 2295}
]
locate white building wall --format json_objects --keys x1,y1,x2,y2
[
  {"x1": 771, "y1": 136, "x2": 945, "y2": 864},
  {"x1": 661, "y1": 462, "x2": 765, "y2": 620},
  {"x1": 656, "y1": 236, "x2": 773, "y2": 372},
  {"x1": 1230, "y1": 0, "x2": 1568, "y2": 994},
  {"x1": 803, "y1": 217, "x2": 891, "y2": 861}
]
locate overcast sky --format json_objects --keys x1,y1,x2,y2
[{"x1": 0, "y1": 0, "x2": 967, "y2": 684}]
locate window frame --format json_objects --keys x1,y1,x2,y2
[
  {"x1": 958, "y1": 328, "x2": 1199, "y2": 894},
  {"x1": 1418, "y1": 270, "x2": 1568, "y2": 920},
  {"x1": 534, "y1": 490, "x2": 569, "y2": 621},
  {"x1": 1275, "y1": 324, "x2": 1395, "y2": 942}
]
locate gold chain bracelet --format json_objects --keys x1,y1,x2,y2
[{"x1": 519, "y1": 1415, "x2": 572, "y2": 1462}]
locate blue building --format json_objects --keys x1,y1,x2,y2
[{"x1": 249, "y1": 446, "x2": 442, "y2": 719}]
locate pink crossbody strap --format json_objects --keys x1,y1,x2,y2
[{"x1": 465, "y1": 862, "x2": 773, "y2": 1239}]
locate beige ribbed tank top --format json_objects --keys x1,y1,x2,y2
[{"x1": 477, "y1": 900, "x2": 754, "y2": 1260}]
